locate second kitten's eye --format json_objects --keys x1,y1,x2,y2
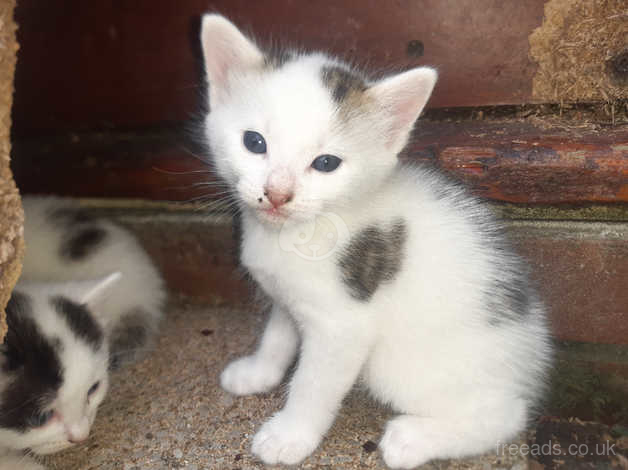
[
  {"x1": 33, "y1": 409, "x2": 54, "y2": 427},
  {"x1": 311, "y1": 155, "x2": 342, "y2": 173},
  {"x1": 87, "y1": 381, "x2": 100, "y2": 396},
  {"x1": 243, "y1": 131, "x2": 267, "y2": 154}
]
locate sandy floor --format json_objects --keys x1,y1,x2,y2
[{"x1": 45, "y1": 297, "x2": 528, "y2": 470}]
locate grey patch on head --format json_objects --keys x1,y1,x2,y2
[
  {"x1": 338, "y1": 218, "x2": 407, "y2": 302},
  {"x1": 51, "y1": 296, "x2": 104, "y2": 350},
  {"x1": 60, "y1": 225, "x2": 108, "y2": 260},
  {"x1": 263, "y1": 48, "x2": 294, "y2": 69},
  {"x1": 321, "y1": 65, "x2": 367, "y2": 104},
  {"x1": 108, "y1": 308, "x2": 156, "y2": 370}
]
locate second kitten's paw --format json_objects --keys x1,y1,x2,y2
[
  {"x1": 251, "y1": 413, "x2": 322, "y2": 465},
  {"x1": 220, "y1": 356, "x2": 284, "y2": 396},
  {"x1": 380, "y1": 416, "x2": 436, "y2": 469}
]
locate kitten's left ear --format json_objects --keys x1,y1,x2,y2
[
  {"x1": 366, "y1": 67, "x2": 437, "y2": 154},
  {"x1": 78, "y1": 272, "x2": 122, "y2": 307},
  {"x1": 200, "y1": 14, "x2": 265, "y2": 106}
]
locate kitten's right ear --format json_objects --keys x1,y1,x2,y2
[{"x1": 200, "y1": 14, "x2": 264, "y2": 106}]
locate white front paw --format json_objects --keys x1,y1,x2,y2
[
  {"x1": 380, "y1": 417, "x2": 433, "y2": 469},
  {"x1": 251, "y1": 413, "x2": 322, "y2": 465},
  {"x1": 220, "y1": 355, "x2": 284, "y2": 396}
]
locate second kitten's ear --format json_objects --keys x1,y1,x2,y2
[
  {"x1": 366, "y1": 67, "x2": 437, "y2": 154},
  {"x1": 78, "y1": 272, "x2": 122, "y2": 308},
  {"x1": 200, "y1": 14, "x2": 264, "y2": 106}
]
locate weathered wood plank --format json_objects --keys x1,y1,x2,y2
[{"x1": 12, "y1": 120, "x2": 628, "y2": 204}]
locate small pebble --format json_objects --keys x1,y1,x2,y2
[
  {"x1": 173, "y1": 448, "x2": 184, "y2": 459},
  {"x1": 362, "y1": 440, "x2": 378, "y2": 453}
]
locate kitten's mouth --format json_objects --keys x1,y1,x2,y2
[{"x1": 258, "y1": 206, "x2": 289, "y2": 223}]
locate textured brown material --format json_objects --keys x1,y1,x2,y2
[
  {"x1": 0, "y1": 0, "x2": 22, "y2": 342},
  {"x1": 529, "y1": 0, "x2": 628, "y2": 103},
  {"x1": 511, "y1": 222, "x2": 628, "y2": 345}
]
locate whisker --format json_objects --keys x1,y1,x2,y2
[{"x1": 151, "y1": 166, "x2": 214, "y2": 176}]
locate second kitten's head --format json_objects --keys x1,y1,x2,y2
[
  {"x1": 0, "y1": 275, "x2": 119, "y2": 455},
  {"x1": 200, "y1": 14, "x2": 436, "y2": 226}
]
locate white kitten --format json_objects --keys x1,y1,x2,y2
[
  {"x1": 201, "y1": 14, "x2": 552, "y2": 469},
  {"x1": 0, "y1": 196, "x2": 165, "y2": 469}
]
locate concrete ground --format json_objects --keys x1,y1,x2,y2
[{"x1": 44, "y1": 296, "x2": 530, "y2": 470}]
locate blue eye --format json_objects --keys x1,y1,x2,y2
[
  {"x1": 311, "y1": 154, "x2": 342, "y2": 173},
  {"x1": 243, "y1": 131, "x2": 267, "y2": 154},
  {"x1": 32, "y1": 409, "x2": 54, "y2": 427},
  {"x1": 88, "y1": 381, "x2": 100, "y2": 396}
]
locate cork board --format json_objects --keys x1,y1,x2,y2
[
  {"x1": 529, "y1": 0, "x2": 628, "y2": 103},
  {"x1": 0, "y1": 0, "x2": 23, "y2": 342}
]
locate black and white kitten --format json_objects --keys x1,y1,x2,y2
[
  {"x1": 0, "y1": 196, "x2": 165, "y2": 469},
  {"x1": 200, "y1": 15, "x2": 553, "y2": 469}
]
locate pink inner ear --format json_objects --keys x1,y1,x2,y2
[
  {"x1": 376, "y1": 70, "x2": 436, "y2": 150},
  {"x1": 392, "y1": 92, "x2": 422, "y2": 133},
  {"x1": 201, "y1": 15, "x2": 264, "y2": 106},
  {"x1": 383, "y1": 93, "x2": 421, "y2": 150}
]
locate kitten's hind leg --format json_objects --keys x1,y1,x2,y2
[
  {"x1": 221, "y1": 304, "x2": 299, "y2": 395},
  {"x1": 380, "y1": 397, "x2": 527, "y2": 469}
]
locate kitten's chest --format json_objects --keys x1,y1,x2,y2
[{"x1": 240, "y1": 219, "x2": 339, "y2": 307}]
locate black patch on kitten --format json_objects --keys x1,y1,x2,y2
[
  {"x1": 338, "y1": 219, "x2": 407, "y2": 302},
  {"x1": 60, "y1": 226, "x2": 107, "y2": 260},
  {"x1": 0, "y1": 292, "x2": 63, "y2": 431},
  {"x1": 51, "y1": 296, "x2": 103, "y2": 350},
  {"x1": 108, "y1": 308, "x2": 152, "y2": 370},
  {"x1": 321, "y1": 65, "x2": 367, "y2": 103}
]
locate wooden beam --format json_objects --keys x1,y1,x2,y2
[{"x1": 12, "y1": 119, "x2": 628, "y2": 204}]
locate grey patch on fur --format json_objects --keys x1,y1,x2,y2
[
  {"x1": 264, "y1": 48, "x2": 293, "y2": 69},
  {"x1": 108, "y1": 308, "x2": 155, "y2": 370},
  {"x1": 486, "y1": 270, "x2": 534, "y2": 326},
  {"x1": 60, "y1": 226, "x2": 107, "y2": 260},
  {"x1": 321, "y1": 65, "x2": 367, "y2": 103},
  {"x1": 338, "y1": 219, "x2": 407, "y2": 301},
  {"x1": 51, "y1": 296, "x2": 104, "y2": 350}
]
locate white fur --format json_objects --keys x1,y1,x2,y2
[
  {"x1": 203, "y1": 14, "x2": 552, "y2": 468},
  {"x1": 20, "y1": 196, "x2": 165, "y2": 336}
]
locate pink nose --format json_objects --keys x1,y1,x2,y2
[{"x1": 264, "y1": 188, "x2": 294, "y2": 208}]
